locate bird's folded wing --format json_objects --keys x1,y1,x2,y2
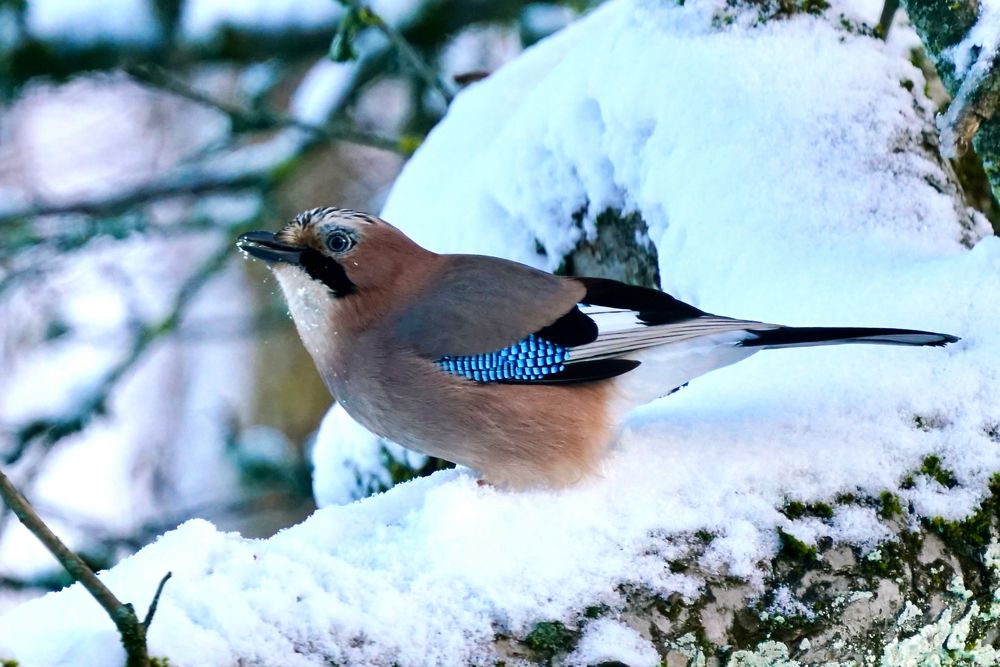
[
  {"x1": 391, "y1": 263, "x2": 775, "y2": 385},
  {"x1": 390, "y1": 254, "x2": 587, "y2": 358}
]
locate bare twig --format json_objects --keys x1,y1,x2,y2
[
  {"x1": 0, "y1": 467, "x2": 171, "y2": 666},
  {"x1": 0, "y1": 170, "x2": 266, "y2": 226},
  {"x1": 877, "y1": 0, "x2": 899, "y2": 39},
  {"x1": 142, "y1": 572, "x2": 173, "y2": 627},
  {"x1": 1, "y1": 34, "x2": 420, "y2": 229},
  {"x1": 338, "y1": 1, "x2": 455, "y2": 104},
  {"x1": 45, "y1": 312, "x2": 292, "y2": 347},
  {"x1": 125, "y1": 64, "x2": 410, "y2": 153},
  {"x1": 0, "y1": 212, "x2": 239, "y2": 262}
]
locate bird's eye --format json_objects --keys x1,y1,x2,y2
[{"x1": 325, "y1": 230, "x2": 354, "y2": 253}]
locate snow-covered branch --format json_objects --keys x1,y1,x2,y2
[
  {"x1": 903, "y1": 0, "x2": 1000, "y2": 193},
  {"x1": 937, "y1": 47, "x2": 1000, "y2": 157}
]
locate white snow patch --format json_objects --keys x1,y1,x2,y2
[
  {"x1": 566, "y1": 618, "x2": 660, "y2": 667},
  {"x1": 769, "y1": 505, "x2": 895, "y2": 561},
  {"x1": 311, "y1": 403, "x2": 428, "y2": 507},
  {"x1": 902, "y1": 476, "x2": 985, "y2": 521},
  {"x1": 767, "y1": 586, "x2": 816, "y2": 622},
  {"x1": 828, "y1": 505, "x2": 895, "y2": 550}
]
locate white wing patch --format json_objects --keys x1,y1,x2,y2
[{"x1": 572, "y1": 305, "x2": 779, "y2": 362}]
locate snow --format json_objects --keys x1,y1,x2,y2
[
  {"x1": 944, "y1": 0, "x2": 1000, "y2": 77},
  {"x1": 565, "y1": 618, "x2": 660, "y2": 667},
  {"x1": 311, "y1": 404, "x2": 427, "y2": 506},
  {"x1": 765, "y1": 586, "x2": 816, "y2": 622},
  {"x1": 774, "y1": 504, "x2": 895, "y2": 565},
  {"x1": 3, "y1": 0, "x2": 1000, "y2": 664}
]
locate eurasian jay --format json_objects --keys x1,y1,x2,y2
[{"x1": 237, "y1": 207, "x2": 958, "y2": 489}]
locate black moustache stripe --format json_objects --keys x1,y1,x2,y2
[{"x1": 300, "y1": 249, "x2": 357, "y2": 297}]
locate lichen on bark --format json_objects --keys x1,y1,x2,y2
[
  {"x1": 493, "y1": 488, "x2": 1000, "y2": 665},
  {"x1": 561, "y1": 208, "x2": 662, "y2": 288}
]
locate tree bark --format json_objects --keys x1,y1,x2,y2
[{"x1": 903, "y1": 0, "x2": 1000, "y2": 205}]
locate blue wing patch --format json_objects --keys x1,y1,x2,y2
[{"x1": 437, "y1": 334, "x2": 570, "y2": 382}]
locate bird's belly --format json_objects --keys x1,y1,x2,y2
[{"x1": 330, "y1": 353, "x2": 617, "y2": 489}]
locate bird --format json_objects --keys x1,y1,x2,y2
[{"x1": 237, "y1": 207, "x2": 959, "y2": 490}]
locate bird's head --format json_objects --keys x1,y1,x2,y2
[{"x1": 237, "y1": 207, "x2": 430, "y2": 300}]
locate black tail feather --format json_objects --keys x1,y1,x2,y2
[{"x1": 740, "y1": 326, "x2": 960, "y2": 349}]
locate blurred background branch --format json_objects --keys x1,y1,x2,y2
[
  {"x1": 123, "y1": 64, "x2": 412, "y2": 153},
  {"x1": 7, "y1": 237, "x2": 237, "y2": 465}
]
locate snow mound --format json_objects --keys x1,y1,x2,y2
[{"x1": 3, "y1": 0, "x2": 1000, "y2": 664}]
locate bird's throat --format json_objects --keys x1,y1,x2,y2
[{"x1": 272, "y1": 266, "x2": 347, "y2": 385}]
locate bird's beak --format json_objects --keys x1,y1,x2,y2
[{"x1": 236, "y1": 231, "x2": 304, "y2": 265}]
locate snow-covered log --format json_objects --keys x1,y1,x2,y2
[{"x1": 3, "y1": 0, "x2": 1000, "y2": 664}]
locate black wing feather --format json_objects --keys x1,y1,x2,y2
[
  {"x1": 575, "y1": 277, "x2": 706, "y2": 325},
  {"x1": 436, "y1": 276, "x2": 707, "y2": 386},
  {"x1": 500, "y1": 278, "x2": 704, "y2": 385},
  {"x1": 534, "y1": 306, "x2": 599, "y2": 347},
  {"x1": 499, "y1": 359, "x2": 641, "y2": 385}
]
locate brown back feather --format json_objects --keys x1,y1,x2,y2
[{"x1": 389, "y1": 254, "x2": 585, "y2": 357}]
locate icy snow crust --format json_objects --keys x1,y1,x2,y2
[{"x1": 3, "y1": 0, "x2": 1000, "y2": 664}]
